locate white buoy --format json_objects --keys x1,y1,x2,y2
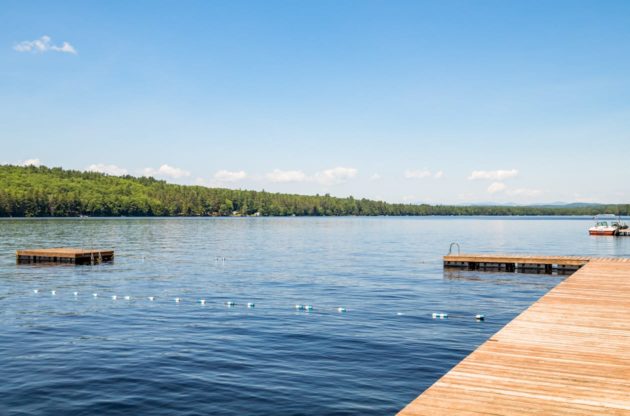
[
  {"x1": 225, "y1": 301, "x2": 235, "y2": 307},
  {"x1": 475, "y1": 314, "x2": 485, "y2": 321},
  {"x1": 33, "y1": 289, "x2": 39, "y2": 294},
  {"x1": 337, "y1": 307, "x2": 347, "y2": 313},
  {"x1": 295, "y1": 304, "x2": 305, "y2": 310},
  {"x1": 93, "y1": 293, "x2": 98, "y2": 298},
  {"x1": 51, "y1": 290, "x2": 56, "y2": 295},
  {"x1": 396, "y1": 312, "x2": 404, "y2": 316},
  {"x1": 175, "y1": 297, "x2": 181, "y2": 303},
  {"x1": 304, "y1": 305, "x2": 313, "y2": 311},
  {"x1": 247, "y1": 302, "x2": 255, "y2": 308},
  {"x1": 432, "y1": 312, "x2": 448, "y2": 319},
  {"x1": 112, "y1": 295, "x2": 118, "y2": 300},
  {"x1": 124, "y1": 295, "x2": 131, "y2": 301},
  {"x1": 148, "y1": 296, "x2": 155, "y2": 301},
  {"x1": 73, "y1": 291, "x2": 78, "y2": 296},
  {"x1": 200, "y1": 299, "x2": 206, "y2": 305}
]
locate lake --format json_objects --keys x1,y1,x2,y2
[{"x1": 1, "y1": 217, "x2": 629, "y2": 415}]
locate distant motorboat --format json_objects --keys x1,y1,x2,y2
[{"x1": 589, "y1": 214, "x2": 627, "y2": 236}]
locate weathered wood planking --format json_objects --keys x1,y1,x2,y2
[
  {"x1": 16, "y1": 248, "x2": 114, "y2": 265},
  {"x1": 445, "y1": 253, "x2": 592, "y2": 265},
  {"x1": 444, "y1": 253, "x2": 596, "y2": 273},
  {"x1": 398, "y1": 258, "x2": 630, "y2": 415}
]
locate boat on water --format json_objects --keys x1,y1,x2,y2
[{"x1": 588, "y1": 214, "x2": 628, "y2": 236}]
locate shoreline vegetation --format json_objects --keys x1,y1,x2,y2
[{"x1": 1, "y1": 165, "x2": 628, "y2": 217}]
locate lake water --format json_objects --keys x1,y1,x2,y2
[{"x1": 1, "y1": 217, "x2": 629, "y2": 415}]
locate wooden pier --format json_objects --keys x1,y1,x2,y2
[
  {"x1": 444, "y1": 253, "x2": 592, "y2": 273},
  {"x1": 16, "y1": 248, "x2": 114, "y2": 265},
  {"x1": 399, "y1": 255, "x2": 630, "y2": 415}
]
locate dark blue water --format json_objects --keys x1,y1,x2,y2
[{"x1": 1, "y1": 217, "x2": 629, "y2": 415}]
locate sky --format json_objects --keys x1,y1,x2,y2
[{"x1": 1, "y1": 0, "x2": 629, "y2": 204}]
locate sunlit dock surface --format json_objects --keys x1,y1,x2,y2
[
  {"x1": 16, "y1": 248, "x2": 114, "y2": 265},
  {"x1": 444, "y1": 253, "x2": 593, "y2": 273},
  {"x1": 399, "y1": 255, "x2": 630, "y2": 415}
]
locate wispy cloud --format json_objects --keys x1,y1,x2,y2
[
  {"x1": 19, "y1": 158, "x2": 41, "y2": 167},
  {"x1": 143, "y1": 164, "x2": 191, "y2": 179},
  {"x1": 14, "y1": 35, "x2": 77, "y2": 54},
  {"x1": 487, "y1": 182, "x2": 507, "y2": 194},
  {"x1": 402, "y1": 195, "x2": 421, "y2": 202},
  {"x1": 313, "y1": 167, "x2": 357, "y2": 185},
  {"x1": 486, "y1": 182, "x2": 543, "y2": 198},
  {"x1": 266, "y1": 169, "x2": 307, "y2": 183},
  {"x1": 404, "y1": 169, "x2": 443, "y2": 179},
  {"x1": 87, "y1": 163, "x2": 128, "y2": 176},
  {"x1": 507, "y1": 188, "x2": 542, "y2": 197},
  {"x1": 468, "y1": 169, "x2": 518, "y2": 181},
  {"x1": 263, "y1": 166, "x2": 358, "y2": 185},
  {"x1": 370, "y1": 173, "x2": 382, "y2": 181},
  {"x1": 214, "y1": 170, "x2": 247, "y2": 182},
  {"x1": 404, "y1": 169, "x2": 432, "y2": 179}
]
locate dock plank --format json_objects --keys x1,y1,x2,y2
[{"x1": 398, "y1": 259, "x2": 630, "y2": 415}]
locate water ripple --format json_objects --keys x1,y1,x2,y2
[{"x1": 1, "y1": 217, "x2": 627, "y2": 414}]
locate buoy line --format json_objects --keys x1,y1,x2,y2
[{"x1": 29, "y1": 289, "x2": 486, "y2": 320}]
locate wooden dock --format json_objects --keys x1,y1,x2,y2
[
  {"x1": 399, "y1": 255, "x2": 630, "y2": 415},
  {"x1": 444, "y1": 253, "x2": 592, "y2": 273},
  {"x1": 16, "y1": 248, "x2": 114, "y2": 265}
]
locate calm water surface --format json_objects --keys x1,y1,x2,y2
[{"x1": 1, "y1": 217, "x2": 629, "y2": 415}]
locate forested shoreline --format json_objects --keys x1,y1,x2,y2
[{"x1": 0, "y1": 165, "x2": 628, "y2": 217}]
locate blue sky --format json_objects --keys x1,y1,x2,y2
[{"x1": 1, "y1": 1, "x2": 629, "y2": 204}]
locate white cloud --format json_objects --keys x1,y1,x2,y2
[
  {"x1": 468, "y1": 169, "x2": 518, "y2": 181},
  {"x1": 143, "y1": 164, "x2": 191, "y2": 179},
  {"x1": 266, "y1": 169, "x2": 306, "y2": 183},
  {"x1": 87, "y1": 163, "x2": 128, "y2": 176},
  {"x1": 404, "y1": 169, "x2": 443, "y2": 179},
  {"x1": 314, "y1": 167, "x2": 358, "y2": 185},
  {"x1": 572, "y1": 194, "x2": 596, "y2": 203},
  {"x1": 507, "y1": 188, "x2": 542, "y2": 197},
  {"x1": 214, "y1": 169, "x2": 247, "y2": 182},
  {"x1": 402, "y1": 195, "x2": 420, "y2": 202},
  {"x1": 261, "y1": 166, "x2": 359, "y2": 185},
  {"x1": 484, "y1": 182, "x2": 542, "y2": 198},
  {"x1": 487, "y1": 182, "x2": 507, "y2": 194},
  {"x1": 14, "y1": 35, "x2": 77, "y2": 54},
  {"x1": 404, "y1": 169, "x2": 432, "y2": 179},
  {"x1": 19, "y1": 158, "x2": 41, "y2": 167},
  {"x1": 52, "y1": 42, "x2": 76, "y2": 54},
  {"x1": 370, "y1": 173, "x2": 382, "y2": 181}
]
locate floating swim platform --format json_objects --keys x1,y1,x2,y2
[{"x1": 16, "y1": 248, "x2": 114, "y2": 265}]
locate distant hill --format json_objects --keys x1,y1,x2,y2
[
  {"x1": 0, "y1": 165, "x2": 628, "y2": 217},
  {"x1": 529, "y1": 202, "x2": 604, "y2": 209},
  {"x1": 465, "y1": 202, "x2": 605, "y2": 209}
]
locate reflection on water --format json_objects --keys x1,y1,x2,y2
[
  {"x1": 0, "y1": 217, "x2": 628, "y2": 415},
  {"x1": 443, "y1": 269, "x2": 567, "y2": 289}
]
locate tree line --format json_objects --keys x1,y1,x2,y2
[{"x1": 1, "y1": 165, "x2": 628, "y2": 217}]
